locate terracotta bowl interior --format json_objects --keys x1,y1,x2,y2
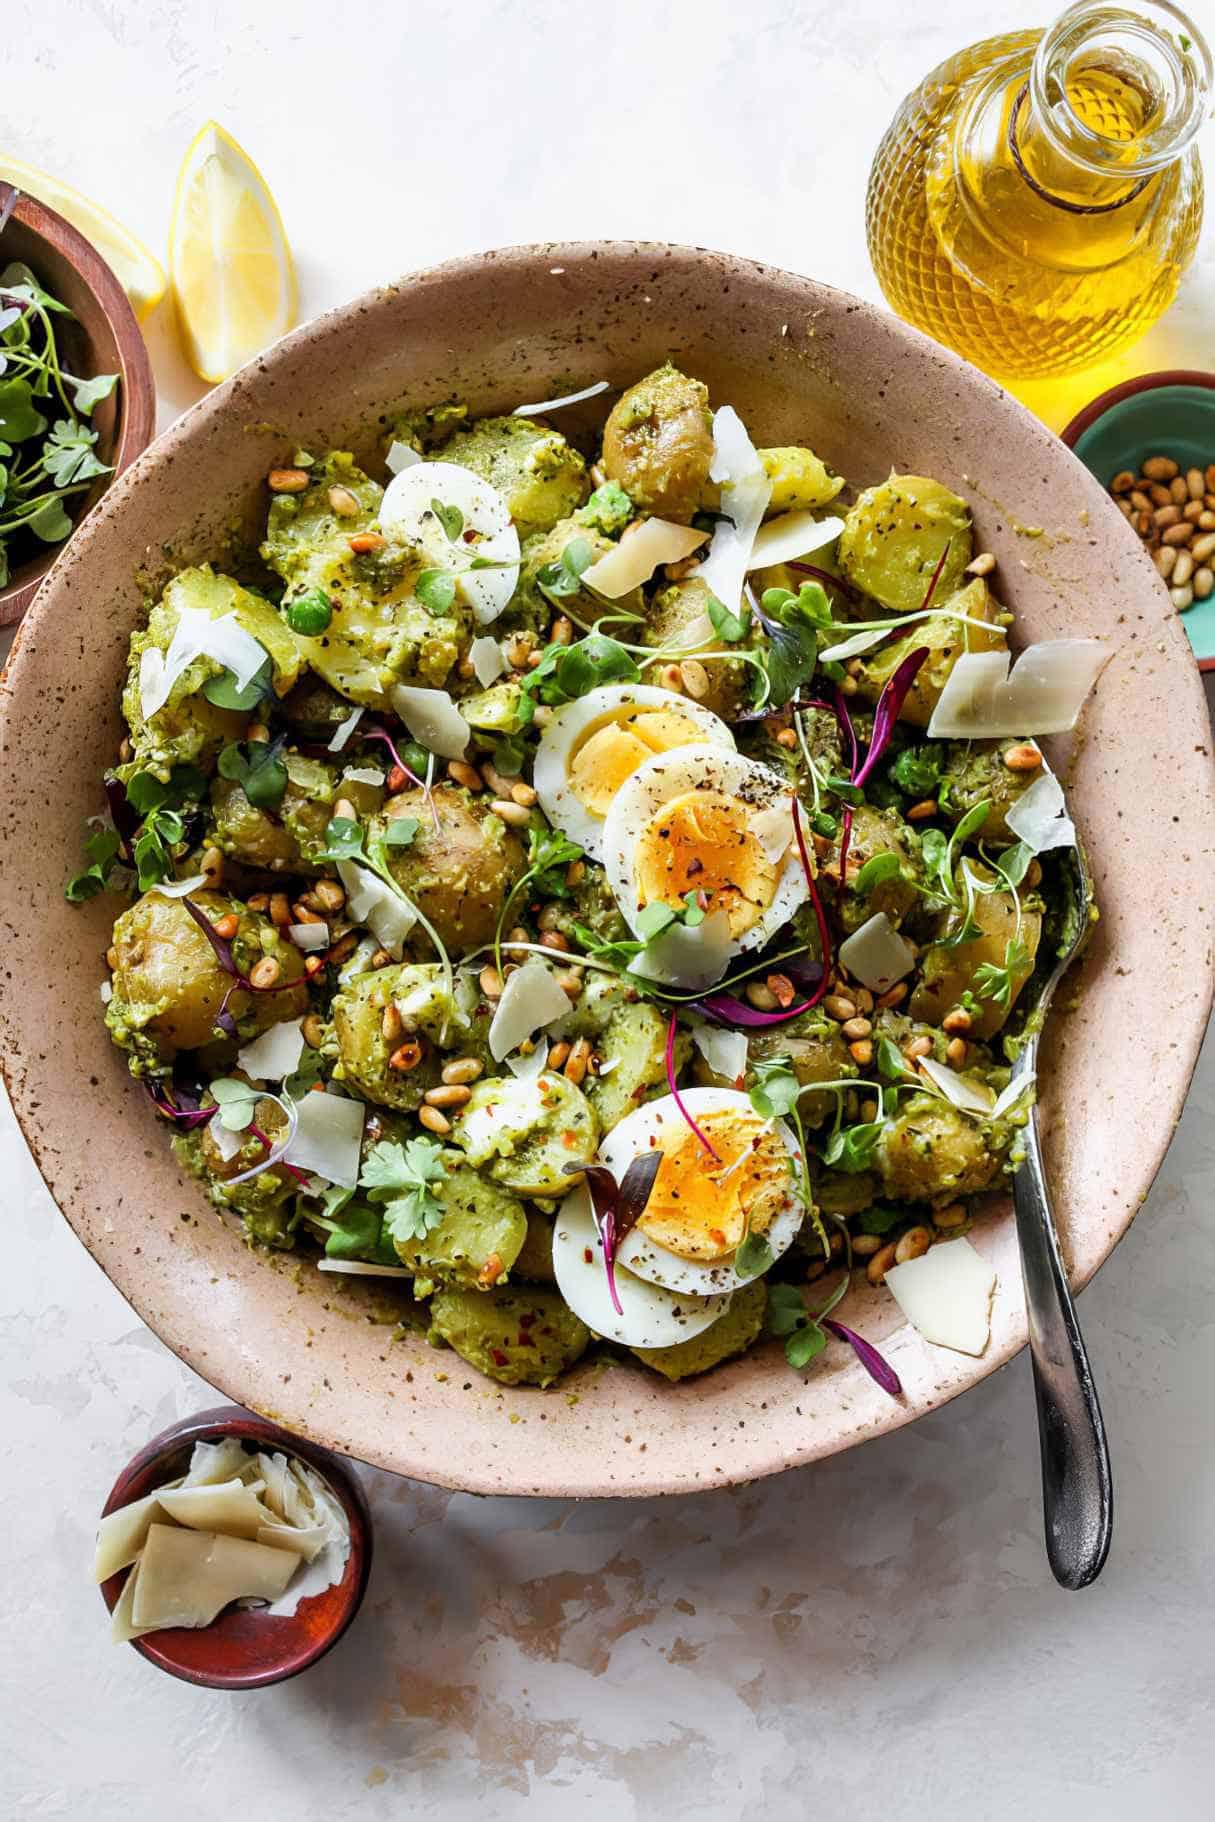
[
  {"x1": 0, "y1": 183, "x2": 155, "y2": 627},
  {"x1": 2, "y1": 243, "x2": 1213, "y2": 1499},
  {"x1": 99, "y1": 1406, "x2": 372, "y2": 1689}
]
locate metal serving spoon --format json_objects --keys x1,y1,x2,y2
[{"x1": 1007, "y1": 840, "x2": 1112, "y2": 1589}]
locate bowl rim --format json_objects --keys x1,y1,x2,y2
[
  {"x1": 0, "y1": 181, "x2": 157, "y2": 628},
  {"x1": 98, "y1": 1405, "x2": 373, "y2": 1689},
  {"x1": 4, "y1": 239, "x2": 1214, "y2": 1498},
  {"x1": 1059, "y1": 367, "x2": 1215, "y2": 449}
]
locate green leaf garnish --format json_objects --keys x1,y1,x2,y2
[
  {"x1": 40, "y1": 418, "x2": 109, "y2": 487},
  {"x1": 430, "y1": 497, "x2": 464, "y2": 543},
  {"x1": 734, "y1": 1232, "x2": 774, "y2": 1278},
  {"x1": 202, "y1": 653, "x2": 274, "y2": 710},
  {"x1": 854, "y1": 851, "x2": 901, "y2": 896},
  {"x1": 416, "y1": 568, "x2": 458, "y2": 615},
  {"x1": 748, "y1": 1054, "x2": 800, "y2": 1120},
  {"x1": 890, "y1": 744, "x2": 942, "y2": 798},
  {"x1": 208, "y1": 1078, "x2": 261, "y2": 1132},
  {"x1": 66, "y1": 371, "x2": 119, "y2": 415},
  {"x1": 28, "y1": 496, "x2": 73, "y2": 541},
  {"x1": 536, "y1": 536, "x2": 594, "y2": 601},
  {"x1": 65, "y1": 827, "x2": 122, "y2": 903},
  {"x1": 820, "y1": 1119, "x2": 883, "y2": 1173},
  {"x1": 360, "y1": 1136, "x2": 448, "y2": 1242},
  {"x1": 707, "y1": 592, "x2": 751, "y2": 643},
  {"x1": 972, "y1": 936, "x2": 1031, "y2": 1011},
  {"x1": 218, "y1": 736, "x2": 289, "y2": 811},
  {"x1": 381, "y1": 816, "x2": 420, "y2": 849}
]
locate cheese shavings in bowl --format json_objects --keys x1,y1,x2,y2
[{"x1": 99, "y1": 1438, "x2": 352, "y2": 1643}]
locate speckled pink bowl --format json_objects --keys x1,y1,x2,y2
[{"x1": 2, "y1": 243, "x2": 1212, "y2": 1497}]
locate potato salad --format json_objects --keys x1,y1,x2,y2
[{"x1": 73, "y1": 366, "x2": 1109, "y2": 1392}]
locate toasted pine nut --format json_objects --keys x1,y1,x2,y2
[
  {"x1": 1199, "y1": 511, "x2": 1215, "y2": 531},
  {"x1": 547, "y1": 1040, "x2": 571, "y2": 1070},
  {"x1": 349, "y1": 531, "x2": 386, "y2": 553},
  {"x1": 425, "y1": 1083, "x2": 472, "y2": 1109},
  {"x1": 823, "y1": 993, "x2": 856, "y2": 1021},
  {"x1": 563, "y1": 1038, "x2": 592, "y2": 1085},
  {"x1": 200, "y1": 846, "x2": 224, "y2": 884},
  {"x1": 933, "y1": 1202, "x2": 967, "y2": 1229},
  {"x1": 895, "y1": 1225, "x2": 933, "y2": 1264},
  {"x1": 945, "y1": 1037, "x2": 968, "y2": 1067},
  {"x1": 1194, "y1": 567, "x2": 1214, "y2": 600},
  {"x1": 447, "y1": 759, "x2": 482, "y2": 791},
  {"x1": 327, "y1": 485, "x2": 360, "y2": 517},
  {"x1": 1130, "y1": 489, "x2": 1151, "y2": 513},
  {"x1": 660, "y1": 663, "x2": 685, "y2": 693},
  {"x1": 906, "y1": 798, "x2": 937, "y2": 820},
  {"x1": 875, "y1": 982, "x2": 908, "y2": 1010},
  {"x1": 333, "y1": 797, "x2": 358, "y2": 822},
  {"x1": 1184, "y1": 499, "x2": 1206, "y2": 523},
  {"x1": 479, "y1": 965, "x2": 503, "y2": 1000},
  {"x1": 1172, "y1": 550, "x2": 1194, "y2": 587},
  {"x1": 327, "y1": 933, "x2": 360, "y2": 965},
  {"x1": 746, "y1": 981, "x2": 779, "y2": 1012},
  {"x1": 1171, "y1": 585, "x2": 1194, "y2": 611},
  {"x1": 106, "y1": 945, "x2": 120, "y2": 971},
  {"x1": 1191, "y1": 531, "x2": 1215, "y2": 564},
  {"x1": 867, "y1": 1242, "x2": 898, "y2": 1286},
  {"x1": 942, "y1": 1007, "x2": 972, "y2": 1035},
  {"x1": 840, "y1": 1016, "x2": 872, "y2": 1040},
  {"x1": 389, "y1": 1039, "x2": 423, "y2": 1072},
  {"x1": 312, "y1": 879, "x2": 346, "y2": 914},
  {"x1": 767, "y1": 973, "x2": 796, "y2": 1008},
  {"x1": 118, "y1": 736, "x2": 133, "y2": 763},
  {"x1": 1143, "y1": 455, "x2": 1179, "y2": 481},
  {"x1": 212, "y1": 912, "x2": 240, "y2": 941},
  {"x1": 551, "y1": 616, "x2": 574, "y2": 646},
  {"x1": 905, "y1": 1035, "x2": 933, "y2": 1060},
  {"x1": 566, "y1": 859, "x2": 585, "y2": 887},
  {"x1": 381, "y1": 1003, "x2": 404, "y2": 1045},
  {"x1": 537, "y1": 903, "x2": 564, "y2": 933},
  {"x1": 860, "y1": 1098, "x2": 879, "y2": 1122},
  {"x1": 1109, "y1": 471, "x2": 1135, "y2": 494},
  {"x1": 775, "y1": 727, "x2": 798, "y2": 749},
  {"x1": 442, "y1": 1057, "x2": 483, "y2": 1086},
  {"x1": 1153, "y1": 503, "x2": 1181, "y2": 529},
  {"x1": 369, "y1": 947, "x2": 392, "y2": 968},
  {"x1": 680, "y1": 659, "x2": 710, "y2": 700},
  {"x1": 268, "y1": 467, "x2": 309, "y2": 493},
  {"x1": 849, "y1": 1039, "x2": 874, "y2": 1066},
  {"x1": 269, "y1": 892, "x2": 292, "y2": 927},
  {"x1": 302, "y1": 1012, "x2": 326, "y2": 1048},
  {"x1": 1188, "y1": 467, "x2": 1206, "y2": 500},
  {"x1": 491, "y1": 798, "x2": 532, "y2": 827},
  {"x1": 478, "y1": 1252, "x2": 504, "y2": 1287},
  {"x1": 292, "y1": 904, "x2": 326, "y2": 926},
  {"x1": 1163, "y1": 522, "x2": 1195, "y2": 546},
  {"x1": 249, "y1": 956, "x2": 281, "y2": 989},
  {"x1": 854, "y1": 988, "x2": 874, "y2": 1013},
  {"x1": 965, "y1": 551, "x2": 996, "y2": 577},
  {"x1": 1159, "y1": 481, "x2": 1181, "y2": 506},
  {"x1": 543, "y1": 930, "x2": 571, "y2": 953},
  {"x1": 851, "y1": 1233, "x2": 883, "y2": 1257},
  {"x1": 418, "y1": 1105, "x2": 451, "y2": 1135},
  {"x1": 1003, "y1": 743, "x2": 1042, "y2": 772},
  {"x1": 511, "y1": 781, "x2": 538, "y2": 808},
  {"x1": 1154, "y1": 545, "x2": 1178, "y2": 578},
  {"x1": 304, "y1": 954, "x2": 326, "y2": 979},
  {"x1": 556, "y1": 969, "x2": 584, "y2": 1000}
]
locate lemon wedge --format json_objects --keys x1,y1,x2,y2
[
  {"x1": 0, "y1": 153, "x2": 166, "y2": 319},
  {"x1": 169, "y1": 121, "x2": 296, "y2": 384}
]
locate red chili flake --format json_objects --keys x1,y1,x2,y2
[
  {"x1": 583, "y1": 1247, "x2": 594, "y2": 1264},
  {"x1": 518, "y1": 1312, "x2": 537, "y2": 1330},
  {"x1": 490, "y1": 1348, "x2": 509, "y2": 1368}
]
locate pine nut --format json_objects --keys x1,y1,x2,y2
[
  {"x1": 304, "y1": 955, "x2": 326, "y2": 979},
  {"x1": 118, "y1": 736, "x2": 133, "y2": 763},
  {"x1": 490, "y1": 798, "x2": 531, "y2": 827},
  {"x1": 547, "y1": 1041, "x2": 571, "y2": 1070},
  {"x1": 269, "y1": 892, "x2": 292, "y2": 927},
  {"x1": 333, "y1": 797, "x2": 358, "y2": 821},
  {"x1": 860, "y1": 1098, "x2": 879, "y2": 1121},
  {"x1": 1003, "y1": 743, "x2": 1042, "y2": 772},
  {"x1": 933, "y1": 1202, "x2": 967, "y2": 1229},
  {"x1": 851, "y1": 1233, "x2": 883, "y2": 1257},
  {"x1": 1157, "y1": 481, "x2": 1180, "y2": 506},
  {"x1": 249, "y1": 956, "x2": 281, "y2": 989},
  {"x1": 1191, "y1": 532, "x2": 1215, "y2": 564},
  {"x1": 854, "y1": 988, "x2": 874, "y2": 1013},
  {"x1": 442, "y1": 1057, "x2": 483, "y2": 1085},
  {"x1": 302, "y1": 1013, "x2": 326, "y2": 1048},
  {"x1": 537, "y1": 903, "x2": 564, "y2": 932},
  {"x1": 327, "y1": 933, "x2": 360, "y2": 965},
  {"x1": 906, "y1": 798, "x2": 937, "y2": 820},
  {"x1": 875, "y1": 982, "x2": 908, "y2": 1010},
  {"x1": 369, "y1": 947, "x2": 392, "y2": 968},
  {"x1": 965, "y1": 551, "x2": 996, "y2": 577},
  {"x1": 389, "y1": 1039, "x2": 424, "y2": 1072},
  {"x1": 660, "y1": 663, "x2": 685, "y2": 692},
  {"x1": 551, "y1": 616, "x2": 574, "y2": 646},
  {"x1": 1188, "y1": 467, "x2": 1206, "y2": 500},
  {"x1": 1184, "y1": 500, "x2": 1206, "y2": 523},
  {"x1": 1116, "y1": 498, "x2": 1134, "y2": 519},
  {"x1": 1153, "y1": 504, "x2": 1181, "y2": 529},
  {"x1": 418, "y1": 1105, "x2": 451, "y2": 1135},
  {"x1": 1135, "y1": 511, "x2": 1153, "y2": 536},
  {"x1": 1026, "y1": 858, "x2": 1042, "y2": 887},
  {"x1": 746, "y1": 981, "x2": 779, "y2": 1011},
  {"x1": 446, "y1": 759, "x2": 481, "y2": 791},
  {"x1": 1199, "y1": 511, "x2": 1215, "y2": 531},
  {"x1": 312, "y1": 879, "x2": 346, "y2": 913},
  {"x1": 292, "y1": 904, "x2": 326, "y2": 926},
  {"x1": 766, "y1": 972, "x2": 796, "y2": 1008},
  {"x1": 381, "y1": 1003, "x2": 404, "y2": 1045},
  {"x1": 425, "y1": 1083, "x2": 472, "y2": 1109},
  {"x1": 268, "y1": 467, "x2": 309, "y2": 492},
  {"x1": 1129, "y1": 489, "x2": 1151, "y2": 513},
  {"x1": 106, "y1": 945, "x2": 120, "y2": 971},
  {"x1": 200, "y1": 846, "x2": 224, "y2": 884},
  {"x1": 775, "y1": 727, "x2": 798, "y2": 749},
  {"x1": 1142, "y1": 455, "x2": 1179, "y2": 480},
  {"x1": 840, "y1": 1016, "x2": 872, "y2": 1040},
  {"x1": 479, "y1": 965, "x2": 503, "y2": 1000},
  {"x1": 867, "y1": 1242, "x2": 898, "y2": 1286},
  {"x1": 563, "y1": 1038, "x2": 592, "y2": 1085},
  {"x1": 1154, "y1": 545, "x2": 1178, "y2": 578},
  {"x1": 1162, "y1": 522, "x2": 1195, "y2": 546},
  {"x1": 1207, "y1": 466, "x2": 1215, "y2": 491},
  {"x1": 1171, "y1": 585, "x2": 1195, "y2": 611},
  {"x1": 566, "y1": 859, "x2": 585, "y2": 887},
  {"x1": 942, "y1": 1008, "x2": 972, "y2": 1034},
  {"x1": 556, "y1": 969, "x2": 584, "y2": 1000},
  {"x1": 680, "y1": 659, "x2": 710, "y2": 699},
  {"x1": 212, "y1": 912, "x2": 240, "y2": 941},
  {"x1": 1172, "y1": 550, "x2": 1194, "y2": 587},
  {"x1": 543, "y1": 930, "x2": 571, "y2": 953},
  {"x1": 1194, "y1": 567, "x2": 1214, "y2": 600},
  {"x1": 327, "y1": 485, "x2": 361, "y2": 517},
  {"x1": 823, "y1": 993, "x2": 857, "y2": 1021},
  {"x1": 905, "y1": 1035, "x2": 933, "y2": 1060},
  {"x1": 511, "y1": 781, "x2": 538, "y2": 808},
  {"x1": 849, "y1": 1039, "x2": 874, "y2": 1066},
  {"x1": 946, "y1": 1037, "x2": 968, "y2": 1067},
  {"x1": 1109, "y1": 471, "x2": 1135, "y2": 494},
  {"x1": 895, "y1": 1225, "x2": 932, "y2": 1264}
]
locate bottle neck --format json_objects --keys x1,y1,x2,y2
[{"x1": 1014, "y1": 1, "x2": 1211, "y2": 211}]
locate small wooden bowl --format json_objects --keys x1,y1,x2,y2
[
  {"x1": 98, "y1": 1406, "x2": 372, "y2": 1690},
  {"x1": 0, "y1": 182, "x2": 155, "y2": 628}
]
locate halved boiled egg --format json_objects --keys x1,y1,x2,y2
[
  {"x1": 603, "y1": 1088, "x2": 804, "y2": 1296},
  {"x1": 534, "y1": 685, "x2": 735, "y2": 860},
  {"x1": 601, "y1": 744, "x2": 807, "y2": 983},
  {"x1": 378, "y1": 459, "x2": 520, "y2": 624},
  {"x1": 551, "y1": 1181, "x2": 732, "y2": 1348}
]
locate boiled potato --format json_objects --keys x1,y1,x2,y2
[
  {"x1": 833, "y1": 803, "x2": 921, "y2": 934},
  {"x1": 758, "y1": 446, "x2": 844, "y2": 513},
  {"x1": 512, "y1": 1209, "x2": 557, "y2": 1283},
  {"x1": 747, "y1": 1017, "x2": 856, "y2": 1128},
  {"x1": 854, "y1": 578, "x2": 1006, "y2": 728},
  {"x1": 208, "y1": 753, "x2": 373, "y2": 875},
  {"x1": 374, "y1": 786, "x2": 527, "y2": 954},
  {"x1": 332, "y1": 963, "x2": 446, "y2": 1110},
  {"x1": 513, "y1": 517, "x2": 645, "y2": 634},
  {"x1": 631, "y1": 1281, "x2": 767, "y2": 1381},
  {"x1": 911, "y1": 866, "x2": 1042, "y2": 1039},
  {"x1": 838, "y1": 474, "x2": 973, "y2": 614},
  {"x1": 938, "y1": 740, "x2": 1040, "y2": 844},
  {"x1": 174, "y1": 1121, "x2": 299, "y2": 1243},
  {"x1": 441, "y1": 416, "x2": 589, "y2": 539},
  {"x1": 428, "y1": 1285, "x2": 590, "y2": 1386},
  {"x1": 393, "y1": 1162, "x2": 527, "y2": 1293},
  {"x1": 587, "y1": 999, "x2": 671, "y2": 1128},
  {"x1": 875, "y1": 1094, "x2": 1008, "y2": 1202},
  {"x1": 453, "y1": 1072, "x2": 599, "y2": 1197},
  {"x1": 602, "y1": 365, "x2": 714, "y2": 523}
]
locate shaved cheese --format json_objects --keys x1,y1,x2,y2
[
  {"x1": 316, "y1": 1258, "x2": 413, "y2": 1278},
  {"x1": 672, "y1": 610, "x2": 716, "y2": 651},
  {"x1": 838, "y1": 912, "x2": 917, "y2": 993},
  {"x1": 918, "y1": 1055, "x2": 996, "y2": 1116},
  {"x1": 690, "y1": 1021, "x2": 748, "y2": 1084},
  {"x1": 211, "y1": 1119, "x2": 243, "y2": 1163},
  {"x1": 1005, "y1": 764, "x2": 1076, "y2": 853},
  {"x1": 156, "y1": 1479, "x2": 274, "y2": 1540},
  {"x1": 469, "y1": 635, "x2": 507, "y2": 687},
  {"x1": 110, "y1": 1562, "x2": 154, "y2": 1643},
  {"x1": 287, "y1": 921, "x2": 330, "y2": 952},
  {"x1": 629, "y1": 907, "x2": 733, "y2": 991},
  {"x1": 95, "y1": 1485, "x2": 182, "y2": 1583},
  {"x1": 750, "y1": 801, "x2": 795, "y2": 864},
  {"x1": 327, "y1": 705, "x2": 365, "y2": 752},
  {"x1": 283, "y1": 1090, "x2": 365, "y2": 1187},
  {"x1": 748, "y1": 511, "x2": 845, "y2": 572},
  {"x1": 512, "y1": 378, "x2": 610, "y2": 417},
  {"x1": 992, "y1": 1072, "x2": 1035, "y2": 1120},
  {"x1": 256, "y1": 1521, "x2": 331, "y2": 1563},
  {"x1": 506, "y1": 1039, "x2": 549, "y2": 1081},
  {"x1": 131, "y1": 1524, "x2": 299, "y2": 1630},
  {"x1": 885, "y1": 1237, "x2": 996, "y2": 1356},
  {"x1": 140, "y1": 607, "x2": 268, "y2": 721},
  {"x1": 597, "y1": 1056, "x2": 621, "y2": 1075},
  {"x1": 338, "y1": 858, "x2": 416, "y2": 957},
  {"x1": 582, "y1": 519, "x2": 707, "y2": 598},
  {"x1": 340, "y1": 765, "x2": 385, "y2": 787},
  {"x1": 389, "y1": 684, "x2": 470, "y2": 759},
  {"x1": 817, "y1": 623, "x2": 894, "y2": 663},
  {"x1": 385, "y1": 439, "x2": 422, "y2": 474},
  {"x1": 237, "y1": 1017, "x2": 306, "y2": 1083},
  {"x1": 149, "y1": 873, "x2": 209, "y2": 900},
  {"x1": 927, "y1": 640, "x2": 1112, "y2": 739},
  {"x1": 489, "y1": 960, "x2": 571, "y2": 1061},
  {"x1": 183, "y1": 1439, "x2": 249, "y2": 1486},
  {"x1": 697, "y1": 406, "x2": 772, "y2": 613}
]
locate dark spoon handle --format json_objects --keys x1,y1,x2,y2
[{"x1": 1013, "y1": 1125, "x2": 1113, "y2": 1590}]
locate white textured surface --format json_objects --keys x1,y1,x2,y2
[{"x1": 3, "y1": 2, "x2": 1214, "y2": 1816}]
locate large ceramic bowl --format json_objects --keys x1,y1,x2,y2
[{"x1": 3, "y1": 243, "x2": 1212, "y2": 1498}]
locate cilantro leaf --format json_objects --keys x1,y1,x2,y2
[
  {"x1": 973, "y1": 937, "x2": 1031, "y2": 1011},
  {"x1": 41, "y1": 418, "x2": 110, "y2": 487},
  {"x1": 65, "y1": 827, "x2": 122, "y2": 903},
  {"x1": 360, "y1": 1136, "x2": 449, "y2": 1242},
  {"x1": 66, "y1": 371, "x2": 119, "y2": 415}
]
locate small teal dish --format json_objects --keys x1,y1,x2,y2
[{"x1": 1062, "y1": 371, "x2": 1215, "y2": 671}]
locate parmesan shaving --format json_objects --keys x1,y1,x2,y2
[
  {"x1": 338, "y1": 859, "x2": 416, "y2": 957},
  {"x1": 327, "y1": 705, "x2": 365, "y2": 752},
  {"x1": 489, "y1": 961, "x2": 572, "y2": 1061},
  {"x1": 287, "y1": 921, "x2": 330, "y2": 952},
  {"x1": 155, "y1": 1479, "x2": 275, "y2": 1540},
  {"x1": 211, "y1": 1119, "x2": 243, "y2": 1163},
  {"x1": 385, "y1": 439, "x2": 422, "y2": 474},
  {"x1": 747, "y1": 511, "x2": 845, "y2": 572},
  {"x1": 750, "y1": 801, "x2": 795, "y2": 864},
  {"x1": 340, "y1": 765, "x2": 385, "y2": 787},
  {"x1": 182, "y1": 1439, "x2": 249, "y2": 1486},
  {"x1": 628, "y1": 908, "x2": 733, "y2": 991},
  {"x1": 581, "y1": 519, "x2": 706, "y2": 598},
  {"x1": 837, "y1": 913, "x2": 917, "y2": 993},
  {"x1": 1004, "y1": 764, "x2": 1076, "y2": 853},
  {"x1": 690, "y1": 1021, "x2": 748, "y2": 1084},
  {"x1": 94, "y1": 1485, "x2": 183, "y2": 1582},
  {"x1": 283, "y1": 1090, "x2": 365, "y2": 1187},
  {"x1": 697, "y1": 406, "x2": 772, "y2": 614},
  {"x1": 99, "y1": 980, "x2": 113, "y2": 1004},
  {"x1": 506, "y1": 1039, "x2": 550, "y2": 1082},
  {"x1": 926, "y1": 640, "x2": 1112, "y2": 739},
  {"x1": 316, "y1": 1258, "x2": 414, "y2": 1278},
  {"x1": 512, "y1": 378, "x2": 610, "y2": 417},
  {"x1": 885, "y1": 1238, "x2": 997, "y2": 1357},
  {"x1": 469, "y1": 635, "x2": 507, "y2": 687},
  {"x1": 389, "y1": 684, "x2": 471, "y2": 760},
  {"x1": 131, "y1": 1524, "x2": 299, "y2": 1631},
  {"x1": 149, "y1": 873, "x2": 209, "y2": 900},
  {"x1": 991, "y1": 1072, "x2": 1035, "y2": 1120},
  {"x1": 140, "y1": 607, "x2": 269, "y2": 722},
  {"x1": 917, "y1": 1055, "x2": 997, "y2": 1116},
  {"x1": 237, "y1": 1017, "x2": 306, "y2": 1083}
]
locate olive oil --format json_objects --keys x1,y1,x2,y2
[{"x1": 866, "y1": 4, "x2": 1211, "y2": 378}]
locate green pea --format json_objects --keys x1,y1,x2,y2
[
  {"x1": 287, "y1": 589, "x2": 332, "y2": 636},
  {"x1": 402, "y1": 741, "x2": 429, "y2": 777}
]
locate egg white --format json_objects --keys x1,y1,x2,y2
[
  {"x1": 534, "y1": 685, "x2": 735, "y2": 860},
  {"x1": 552, "y1": 1182, "x2": 732, "y2": 1348},
  {"x1": 601, "y1": 744, "x2": 808, "y2": 981},
  {"x1": 601, "y1": 1088, "x2": 804, "y2": 1296},
  {"x1": 379, "y1": 459, "x2": 520, "y2": 624}
]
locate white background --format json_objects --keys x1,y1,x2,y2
[{"x1": 3, "y1": 3, "x2": 1215, "y2": 1817}]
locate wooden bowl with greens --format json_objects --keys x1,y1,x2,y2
[{"x1": 0, "y1": 182, "x2": 154, "y2": 627}]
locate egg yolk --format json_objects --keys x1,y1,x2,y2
[
  {"x1": 637, "y1": 1111, "x2": 792, "y2": 1262},
  {"x1": 566, "y1": 708, "x2": 706, "y2": 818},
  {"x1": 633, "y1": 790, "x2": 778, "y2": 938}
]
